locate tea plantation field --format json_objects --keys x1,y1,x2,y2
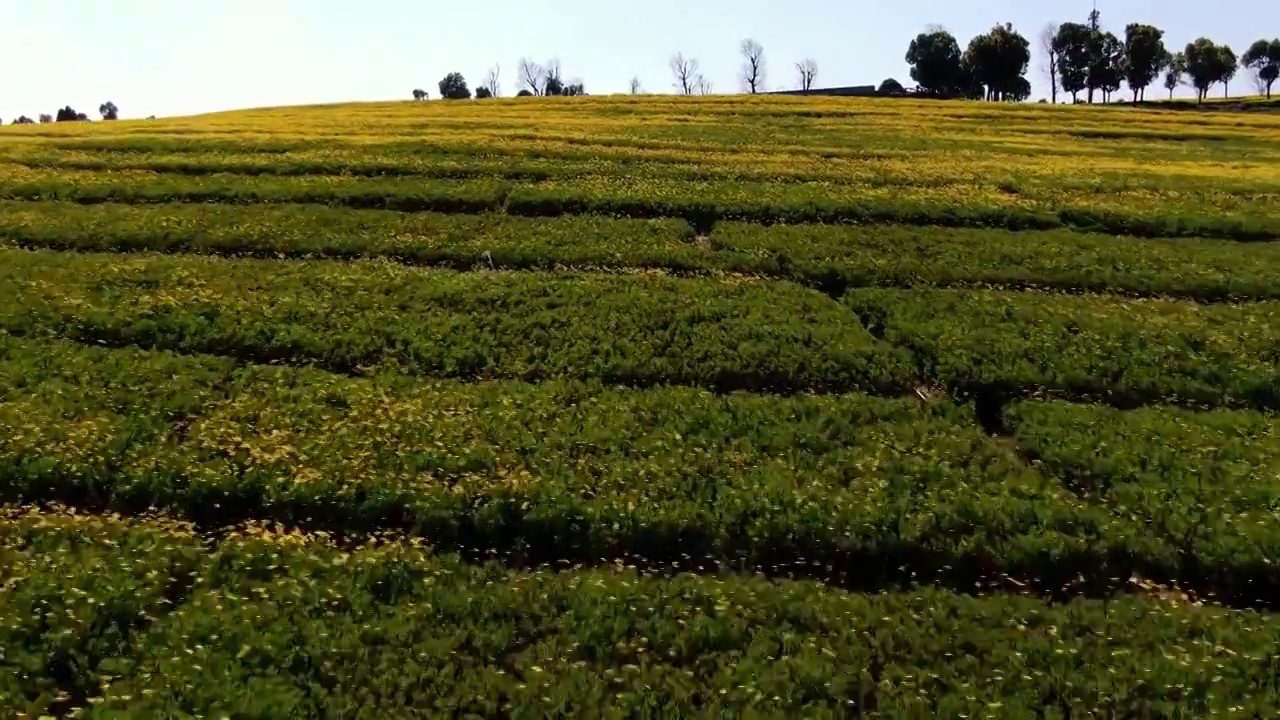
[{"x1": 2, "y1": 95, "x2": 1280, "y2": 717}]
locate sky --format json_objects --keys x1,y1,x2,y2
[{"x1": 0, "y1": 0, "x2": 1272, "y2": 120}]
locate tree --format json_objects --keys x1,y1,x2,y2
[
  {"x1": 878, "y1": 78, "x2": 905, "y2": 95},
  {"x1": 1040, "y1": 22, "x2": 1060, "y2": 103},
  {"x1": 11, "y1": 115, "x2": 35, "y2": 125},
  {"x1": 1163, "y1": 52, "x2": 1185, "y2": 99},
  {"x1": 412, "y1": 89, "x2": 428, "y2": 101},
  {"x1": 475, "y1": 87, "x2": 493, "y2": 99},
  {"x1": 1242, "y1": 39, "x2": 1280, "y2": 99},
  {"x1": 55, "y1": 106, "x2": 88, "y2": 122},
  {"x1": 629, "y1": 76, "x2": 643, "y2": 94},
  {"x1": 518, "y1": 58, "x2": 545, "y2": 96},
  {"x1": 1214, "y1": 45, "x2": 1238, "y2": 98},
  {"x1": 516, "y1": 89, "x2": 534, "y2": 97},
  {"x1": 1184, "y1": 38, "x2": 1220, "y2": 102},
  {"x1": 964, "y1": 23, "x2": 1031, "y2": 101},
  {"x1": 906, "y1": 29, "x2": 964, "y2": 96},
  {"x1": 1053, "y1": 22, "x2": 1092, "y2": 103},
  {"x1": 438, "y1": 72, "x2": 472, "y2": 100},
  {"x1": 99, "y1": 101, "x2": 119, "y2": 120},
  {"x1": 795, "y1": 58, "x2": 818, "y2": 91},
  {"x1": 555, "y1": 80, "x2": 586, "y2": 97},
  {"x1": 1123, "y1": 24, "x2": 1167, "y2": 101},
  {"x1": 694, "y1": 74, "x2": 714, "y2": 95},
  {"x1": 1083, "y1": 30, "x2": 1124, "y2": 103},
  {"x1": 740, "y1": 38, "x2": 766, "y2": 94},
  {"x1": 38, "y1": 114, "x2": 53, "y2": 124},
  {"x1": 542, "y1": 59, "x2": 564, "y2": 96},
  {"x1": 484, "y1": 65, "x2": 501, "y2": 98},
  {"x1": 1094, "y1": 33, "x2": 1125, "y2": 102},
  {"x1": 670, "y1": 53, "x2": 699, "y2": 95}
]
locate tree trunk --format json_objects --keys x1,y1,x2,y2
[{"x1": 1223, "y1": 82, "x2": 1229, "y2": 99}]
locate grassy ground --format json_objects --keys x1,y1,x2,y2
[{"x1": 2, "y1": 95, "x2": 1279, "y2": 717}]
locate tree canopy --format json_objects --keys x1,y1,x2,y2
[
  {"x1": 438, "y1": 73, "x2": 472, "y2": 100},
  {"x1": 963, "y1": 23, "x2": 1031, "y2": 101},
  {"x1": 1242, "y1": 38, "x2": 1280, "y2": 99},
  {"x1": 906, "y1": 29, "x2": 965, "y2": 96},
  {"x1": 1122, "y1": 24, "x2": 1167, "y2": 101},
  {"x1": 1184, "y1": 38, "x2": 1221, "y2": 102}
]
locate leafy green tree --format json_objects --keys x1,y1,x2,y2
[
  {"x1": 1123, "y1": 24, "x2": 1167, "y2": 101},
  {"x1": 1184, "y1": 38, "x2": 1220, "y2": 102},
  {"x1": 1052, "y1": 22, "x2": 1092, "y2": 102},
  {"x1": 964, "y1": 23, "x2": 1031, "y2": 101},
  {"x1": 516, "y1": 89, "x2": 534, "y2": 97},
  {"x1": 1214, "y1": 45, "x2": 1238, "y2": 98},
  {"x1": 474, "y1": 87, "x2": 493, "y2": 99},
  {"x1": 906, "y1": 29, "x2": 964, "y2": 96},
  {"x1": 1163, "y1": 52, "x2": 1185, "y2": 99},
  {"x1": 438, "y1": 72, "x2": 471, "y2": 100},
  {"x1": 99, "y1": 101, "x2": 119, "y2": 120},
  {"x1": 1242, "y1": 39, "x2": 1280, "y2": 98},
  {"x1": 412, "y1": 89, "x2": 427, "y2": 101},
  {"x1": 1091, "y1": 32, "x2": 1124, "y2": 102}
]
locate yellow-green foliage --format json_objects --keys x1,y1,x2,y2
[{"x1": 2, "y1": 95, "x2": 1280, "y2": 712}]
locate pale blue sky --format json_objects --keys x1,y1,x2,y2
[{"x1": 1, "y1": 0, "x2": 1272, "y2": 120}]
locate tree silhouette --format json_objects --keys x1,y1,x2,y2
[
  {"x1": 964, "y1": 23, "x2": 1031, "y2": 101},
  {"x1": 796, "y1": 59, "x2": 818, "y2": 91},
  {"x1": 438, "y1": 73, "x2": 472, "y2": 100},
  {"x1": 99, "y1": 101, "x2": 119, "y2": 120},
  {"x1": 906, "y1": 29, "x2": 964, "y2": 96},
  {"x1": 878, "y1": 78, "x2": 905, "y2": 95},
  {"x1": 1242, "y1": 39, "x2": 1280, "y2": 99},
  {"x1": 740, "y1": 39, "x2": 766, "y2": 94},
  {"x1": 670, "y1": 53, "x2": 699, "y2": 95},
  {"x1": 1123, "y1": 24, "x2": 1168, "y2": 101}
]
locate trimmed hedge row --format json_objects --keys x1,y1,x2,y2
[
  {"x1": 1, "y1": 165, "x2": 1276, "y2": 240},
  {"x1": 0, "y1": 247, "x2": 913, "y2": 396},
  {"x1": 711, "y1": 220, "x2": 1280, "y2": 302},
  {"x1": 844, "y1": 287, "x2": 1280, "y2": 411},
  {"x1": 1008, "y1": 400, "x2": 1280, "y2": 605},
  {"x1": 5, "y1": 509, "x2": 1280, "y2": 717},
  {"x1": 5, "y1": 337, "x2": 1280, "y2": 605},
  {"x1": 6, "y1": 201, "x2": 1280, "y2": 301},
  {"x1": 0, "y1": 336, "x2": 1110, "y2": 592}
]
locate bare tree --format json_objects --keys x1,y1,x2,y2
[
  {"x1": 1040, "y1": 22, "x2": 1060, "y2": 104},
  {"x1": 670, "y1": 52, "x2": 699, "y2": 95},
  {"x1": 484, "y1": 65, "x2": 501, "y2": 98},
  {"x1": 629, "y1": 76, "x2": 643, "y2": 94},
  {"x1": 518, "y1": 57, "x2": 545, "y2": 96},
  {"x1": 796, "y1": 58, "x2": 818, "y2": 91},
  {"x1": 740, "y1": 39, "x2": 767, "y2": 93},
  {"x1": 694, "y1": 74, "x2": 714, "y2": 95}
]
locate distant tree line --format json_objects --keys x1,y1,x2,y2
[
  {"x1": 905, "y1": 11, "x2": 1278, "y2": 104},
  {"x1": 4, "y1": 103, "x2": 123, "y2": 126},
  {"x1": 417, "y1": 60, "x2": 586, "y2": 101}
]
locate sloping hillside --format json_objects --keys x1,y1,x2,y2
[{"x1": 2, "y1": 95, "x2": 1280, "y2": 716}]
